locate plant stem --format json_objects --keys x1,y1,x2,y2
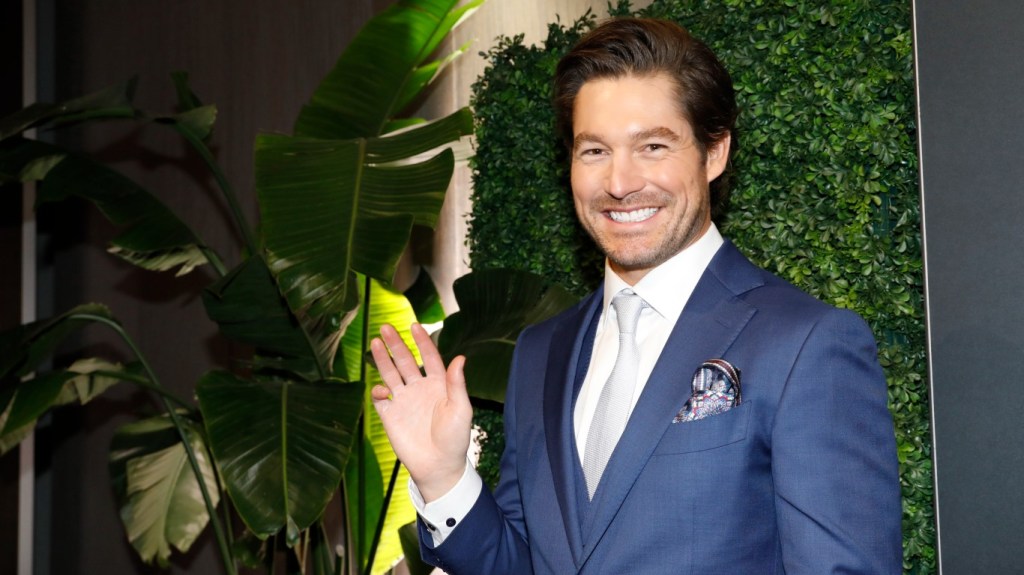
[
  {"x1": 173, "y1": 124, "x2": 260, "y2": 257},
  {"x1": 73, "y1": 313, "x2": 237, "y2": 575},
  {"x1": 91, "y1": 368, "x2": 193, "y2": 409},
  {"x1": 200, "y1": 244, "x2": 229, "y2": 278},
  {"x1": 357, "y1": 275, "x2": 373, "y2": 574},
  {"x1": 364, "y1": 460, "x2": 401, "y2": 575}
]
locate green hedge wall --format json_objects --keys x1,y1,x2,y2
[{"x1": 468, "y1": 1, "x2": 931, "y2": 572}]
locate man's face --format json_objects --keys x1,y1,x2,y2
[{"x1": 570, "y1": 73, "x2": 729, "y2": 285}]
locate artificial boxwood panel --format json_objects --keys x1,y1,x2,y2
[{"x1": 468, "y1": 1, "x2": 931, "y2": 572}]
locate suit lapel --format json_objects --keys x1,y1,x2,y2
[
  {"x1": 578, "y1": 242, "x2": 762, "y2": 565},
  {"x1": 543, "y1": 288, "x2": 603, "y2": 567}
]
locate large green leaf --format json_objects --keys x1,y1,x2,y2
[
  {"x1": 202, "y1": 256, "x2": 349, "y2": 377},
  {"x1": 109, "y1": 415, "x2": 219, "y2": 566},
  {"x1": 404, "y1": 267, "x2": 446, "y2": 325},
  {"x1": 345, "y1": 435, "x2": 384, "y2": 568},
  {"x1": 256, "y1": 108, "x2": 471, "y2": 318},
  {"x1": 339, "y1": 278, "x2": 420, "y2": 574},
  {"x1": 1, "y1": 356, "x2": 141, "y2": 455},
  {"x1": 0, "y1": 137, "x2": 208, "y2": 275},
  {"x1": 294, "y1": 0, "x2": 482, "y2": 139},
  {"x1": 0, "y1": 303, "x2": 116, "y2": 380},
  {"x1": 0, "y1": 371, "x2": 75, "y2": 455},
  {"x1": 437, "y1": 269, "x2": 577, "y2": 402},
  {"x1": 0, "y1": 78, "x2": 137, "y2": 142},
  {"x1": 58, "y1": 358, "x2": 140, "y2": 405},
  {"x1": 195, "y1": 371, "x2": 363, "y2": 544}
]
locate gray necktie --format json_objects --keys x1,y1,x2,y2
[{"x1": 583, "y1": 290, "x2": 645, "y2": 499}]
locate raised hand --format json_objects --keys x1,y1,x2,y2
[{"x1": 370, "y1": 323, "x2": 473, "y2": 502}]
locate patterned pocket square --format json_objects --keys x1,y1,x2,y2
[{"x1": 673, "y1": 359, "x2": 742, "y2": 423}]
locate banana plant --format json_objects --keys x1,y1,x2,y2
[{"x1": 0, "y1": 0, "x2": 485, "y2": 573}]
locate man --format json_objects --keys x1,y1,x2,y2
[{"x1": 370, "y1": 17, "x2": 902, "y2": 574}]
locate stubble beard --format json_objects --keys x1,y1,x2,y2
[{"x1": 580, "y1": 191, "x2": 711, "y2": 274}]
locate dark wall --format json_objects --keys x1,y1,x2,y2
[
  {"x1": 915, "y1": 2, "x2": 1024, "y2": 573},
  {"x1": 1, "y1": 1, "x2": 24, "y2": 573},
  {"x1": 33, "y1": 1, "x2": 391, "y2": 573}
]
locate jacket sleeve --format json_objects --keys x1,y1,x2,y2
[
  {"x1": 418, "y1": 333, "x2": 534, "y2": 575},
  {"x1": 772, "y1": 308, "x2": 903, "y2": 574}
]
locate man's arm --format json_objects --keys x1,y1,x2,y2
[
  {"x1": 418, "y1": 347, "x2": 532, "y2": 573},
  {"x1": 772, "y1": 308, "x2": 902, "y2": 573},
  {"x1": 371, "y1": 323, "x2": 533, "y2": 574}
]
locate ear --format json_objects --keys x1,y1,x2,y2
[{"x1": 704, "y1": 133, "x2": 731, "y2": 183}]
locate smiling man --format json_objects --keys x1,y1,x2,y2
[{"x1": 370, "y1": 17, "x2": 902, "y2": 575}]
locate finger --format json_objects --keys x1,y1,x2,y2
[
  {"x1": 379, "y1": 324, "x2": 423, "y2": 382},
  {"x1": 446, "y1": 355, "x2": 470, "y2": 404},
  {"x1": 370, "y1": 337, "x2": 404, "y2": 392},
  {"x1": 370, "y1": 383, "x2": 393, "y2": 401},
  {"x1": 411, "y1": 323, "x2": 446, "y2": 375},
  {"x1": 371, "y1": 395, "x2": 390, "y2": 417}
]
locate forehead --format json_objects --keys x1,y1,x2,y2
[{"x1": 572, "y1": 73, "x2": 691, "y2": 136}]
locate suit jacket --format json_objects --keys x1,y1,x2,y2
[{"x1": 422, "y1": 241, "x2": 902, "y2": 574}]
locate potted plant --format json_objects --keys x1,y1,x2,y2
[{"x1": 0, "y1": 1, "x2": 504, "y2": 572}]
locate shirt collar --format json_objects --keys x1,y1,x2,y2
[{"x1": 602, "y1": 223, "x2": 725, "y2": 325}]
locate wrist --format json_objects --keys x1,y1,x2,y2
[{"x1": 413, "y1": 459, "x2": 470, "y2": 503}]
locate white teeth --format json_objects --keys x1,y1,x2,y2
[{"x1": 608, "y1": 207, "x2": 658, "y2": 223}]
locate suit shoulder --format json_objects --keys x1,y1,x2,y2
[{"x1": 714, "y1": 245, "x2": 870, "y2": 332}]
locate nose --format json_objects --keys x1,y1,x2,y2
[{"x1": 606, "y1": 153, "x2": 644, "y2": 199}]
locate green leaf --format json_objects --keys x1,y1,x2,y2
[
  {"x1": 109, "y1": 415, "x2": 219, "y2": 566},
  {"x1": 398, "y1": 521, "x2": 436, "y2": 575},
  {"x1": 170, "y1": 71, "x2": 204, "y2": 113},
  {"x1": 0, "y1": 357, "x2": 141, "y2": 455},
  {"x1": 294, "y1": 0, "x2": 481, "y2": 139},
  {"x1": 0, "y1": 371, "x2": 76, "y2": 454},
  {"x1": 168, "y1": 105, "x2": 218, "y2": 142},
  {"x1": 256, "y1": 111, "x2": 471, "y2": 317},
  {"x1": 437, "y1": 269, "x2": 577, "y2": 403},
  {"x1": 202, "y1": 256, "x2": 349, "y2": 376},
  {"x1": 231, "y1": 530, "x2": 267, "y2": 569},
  {"x1": 0, "y1": 78, "x2": 137, "y2": 141},
  {"x1": 339, "y1": 278, "x2": 420, "y2": 574},
  {"x1": 0, "y1": 137, "x2": 209, "y2": 275},
  {"x1": 308, "y1": 520, "x2": 338, "y2": 575},
  {"x1": 404, "y1": 268, "x2": 446, "y2": 325},
  {"x1": 56, "y1": 357, "x2": 139, "y2": 405},
  {"x1": 195, "y1": 371, "x2": 363, "y2": 544},
  {"x1": 0, "y1": 303, "x2": 116, "y2": 380},
  {"x1": 345, "y1": 435, "x2": 384, "y2": 567}
]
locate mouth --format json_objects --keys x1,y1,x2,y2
[{"x1": 607, "y1": 207, "x2": 659, "y2": 223}]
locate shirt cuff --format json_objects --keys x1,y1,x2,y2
[{"x1": 408, "y1": 459, "x2": 483, "y2": 547}]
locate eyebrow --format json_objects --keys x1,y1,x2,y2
[{"x1": 572, "y1": 126, "x2": 682, "y2": 152}]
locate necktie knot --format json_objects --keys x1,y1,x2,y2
[{"x1": 612, "y1": 290, "x2": 645, "y2": 335}]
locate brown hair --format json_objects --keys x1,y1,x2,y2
[{"x1": 554, "y1": 18, "x2": 738, "y2": 216}]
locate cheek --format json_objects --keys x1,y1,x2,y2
[{"x1": 570, "y1": 169, "x2": 598, "y2": 204}]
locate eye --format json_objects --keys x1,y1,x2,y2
[
  {"x1": 643, "y1": 143, "x2": 668, "y2": 152},
  {"x1": 576, "y1": 147, "x2": 607, "y2": 161}
]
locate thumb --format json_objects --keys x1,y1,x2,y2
[{"x1": 446, "y1": 355, "x2": 469, "y2": 403}]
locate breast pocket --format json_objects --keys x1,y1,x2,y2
[{"x1": 651, "y1": 401, "x2": 752, "y2": 456}]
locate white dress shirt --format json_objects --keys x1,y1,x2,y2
[{"x1": 411, "y1": 224, "x2": 725, "y2": 545}]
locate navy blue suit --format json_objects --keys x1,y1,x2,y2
[{"x1": 422, "y1": 241, "x2": 902, "y2": 574}]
